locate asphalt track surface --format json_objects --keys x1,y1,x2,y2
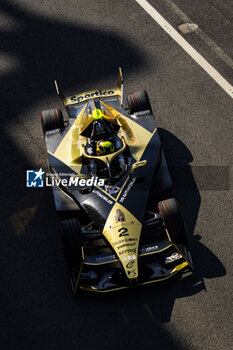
[{"x1": 0, "y1": 0, "x2": 232, "y2": 349}]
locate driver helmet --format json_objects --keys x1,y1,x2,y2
[
  {"x1": 96, "y1": 140, "x2": 115, "y2": 155},
  {"x1": 92, "y1": 108, "x2": 106, "y2": 135},
  {"x1": 92, "y1": 108, "x2": 103, "y2": 120}
]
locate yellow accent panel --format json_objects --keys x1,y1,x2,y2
[
  {"x1": 53, "y1": 105, "x2": 87, "y2": 173},
  {"x1": 101, "y1": 102, "x2": 156, "y2": 161},
  {"x1": 117, "y1": 115, "x2": 135, "y2": 143},
  {"x1": 171, "y1": 261, "x2": 189, "y2": 273},
  {"x1": 101, "y1": 101, "x2": 120, "y2": 120},
  {"x1": 64, "y1": 103, "x2": 93, "y2": 136},
  {"x1": 103, "y1": 202, "x2": 142, "y2": 279},
  {"x1": 78, "y1": 115, "x2": 93, "y2": 135},
  {"x1": 126, "y1": 125, "x2": 156, "y2": 161},
  {"x1": 100, "y1": 103, "x2": 119, "y2": 124},
  {"x1": 165, "y1": 228, "x2": 194, "y2": 270},
  {"x1": 101, "y1": 101, "x2": 122, "y2": 119},
  {"x1": 117, "y1": 67, "x2": 123, "y2": 90}
]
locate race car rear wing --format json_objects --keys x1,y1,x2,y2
[{"x1": 54, "y1": 67, "x2": 123, "y2": 108}]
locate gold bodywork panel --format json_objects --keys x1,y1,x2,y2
[
  {"x1": 53, "y1": 105, "x2": 87, "y2": 174},
  {"x1": 50, "y1": 87, "x2": 159, "y2": 280},
  {"x1": 52, "y1": 99, "x2": 156, "y2": 174},
  {"x1": 122, "y1": 120, "x2": 156, "y2": 161},
  {"x1": 103, "y1": 202, "x2": 142, "y2": 279},
  {"x1": 171, "y1": 261, "x2": 189, "y2": 273},
  {"x1": 101, "y1": 101, "x2": 157, "y2": 161}
]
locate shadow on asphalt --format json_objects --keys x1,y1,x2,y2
[
  {"x1": 158, "y1": 128, "x2": 200, "y2": 236},
  {"x1": 0, "y1": 0, "x2": 144, "y2": 116},
  {"x1": 0, "y1": 0, "x2": 144, "y2": 217},
  {"x1": 158, "y1": 127, "x2": 226, "y2": 291}
]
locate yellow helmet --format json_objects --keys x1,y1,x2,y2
[
  {"x1": 96, "y1": 140, "x2": 115, "y2": 155},
  {"x1": 92, "y1": 108, "x2": 103, "y2": 120}
]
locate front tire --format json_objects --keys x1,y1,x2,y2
[
  {"x1": 158, "y1": 198, "x2": 188, "y2": 245},
  {"x1": 60, "y1": 219, "x2": 82, "y2": 269},
  {"x1": 40, "y1": 108, "x2": 64, "y2": 132},
  {"x1": 127, "y1": 90, "x2": 152, "y2": 114}
]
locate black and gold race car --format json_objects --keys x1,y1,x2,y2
[{"x1": 40, "y1": 68, "x2": 193, "y2": 293}]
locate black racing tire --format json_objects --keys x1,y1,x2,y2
[
  {"x1": 158, "y1": 198, "x2": 188, "y2": 245},
  {"x1": 127, "y1": 90, "x2": 152, "y2": 114},
  {"x1": 60, "y1": 219, "x2": 82, "y2": 269},
  {"x1": 40, "y1": 108, "x2": 64, "y2": 132}
]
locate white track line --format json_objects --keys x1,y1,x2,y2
[
  {"x1": 135, "y1": 0, "x2": 233, "y2": 99},
  {"x1": 163, "y1": 0, "x2": 233, "y2": 70}
]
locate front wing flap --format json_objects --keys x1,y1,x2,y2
[{"x1": 71, "y1": 237, "x2": 193, "y2": 293}]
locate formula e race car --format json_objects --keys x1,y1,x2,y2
[{"x1": 40, "y1": 68, "x2": 194, "y2": 293}]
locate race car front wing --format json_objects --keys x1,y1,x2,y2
[{"x1": 70, "y1": 234, "x2": 193, "y2": 293}]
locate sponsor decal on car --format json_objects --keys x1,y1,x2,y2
[
  {"x1": 133, "y1": 109, "x2": 151, "y2": 116},
  {"x1": 105, "y1": 185, "x2": 120, "y2": 195},
  {"x1": 122, "y1": 255, "x2": 136, "y2": 261},
  {"x1": 92, "y1": 189, "x2": 114, "y2": 205},
  {"x1": 65, "y1": 89, "x2": 118, "y2": 105},
  {"x1": 127, "y1": 269, "x2": 137, "y2": 277},
  {"x1": 119, "y1": 248, "x2": 136, "y2": 255},
  {"x1": 126, "y1": 258, "x2": 137, "y2": 277},
  {"x1": 126, "y1": 261, "x2": 135, "y2": 268},
  {"x1": 112, "y1": 238, "x2": 138, "y2": 246},
  {"x1": 119, "y1": 178, "x2": 136, "y2": 203},
  {"x1": 95, "y1": 255, "x2": 116, "y2": 262},
  {"x1": 165, "y1": 252, "x2": 182, "y2": 264},
  {"x1": 117, "y1": 242, "x2": 136, "y2": 249},
  {"x1": 140, "y1": 245, "x2": 159, "y2": 254}
]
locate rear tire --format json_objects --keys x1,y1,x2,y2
[
  {"x1": 127, "y1": 90, "x2": 152, "y2": 114},
  {"x1": 40, "y1": 108, "x2": 64, "y2": 132},
  {"x1": 60, "y1": 219, "x2": 82, "y2": 269},
  {"x1": 158, "y1": 198, "x2": 188, "y2": 245}
]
